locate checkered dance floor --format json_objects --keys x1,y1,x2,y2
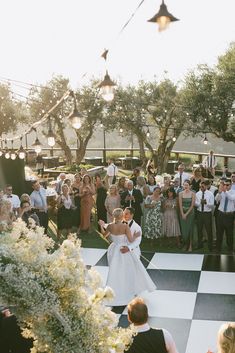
[{"x1": 80, "y1": 248, "x2": 235, "y2": 353}]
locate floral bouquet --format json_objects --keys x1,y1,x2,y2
[{"x1": 0, "y1": 219, "x2": 135, "y2": 353}]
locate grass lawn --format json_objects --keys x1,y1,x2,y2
[{"x1": 48, "y1": 219, "x2": 234, "y2": 255}]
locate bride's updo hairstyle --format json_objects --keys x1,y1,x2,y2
[
  {"x1": 217, "y1": 323, "x2": 235, "y2": 353},
  {"x1": 112, "y1": 208, "x2": 123, "y2": 221}
]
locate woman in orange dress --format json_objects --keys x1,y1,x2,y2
[{"x1": 80, "y1": 174, "x2": 95, "y2": 232}]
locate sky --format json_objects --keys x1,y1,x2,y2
[{"x1": 0, "y1": 0, "x2": 234, "y2": 91}]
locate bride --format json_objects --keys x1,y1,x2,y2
[{"x1": 99, "y1": 208, "x2": 156, "y2": 306}]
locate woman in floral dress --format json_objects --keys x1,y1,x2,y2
[{"x1": 144, "y1": 186, "x2": 162, "y2": 239}]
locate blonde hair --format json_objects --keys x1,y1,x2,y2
[
  {"x1": 217, "y1": 323, "x2": 235, "y2": 353},
  {"x1": 137, "y1": 176, "x2": 146, "y2": 187},
  {"x1": 109, "y1": 184, "x2": 117, "y2": 195},
  {"x1": 112, "y1": 208, "x2": 123, "y2": 220}
]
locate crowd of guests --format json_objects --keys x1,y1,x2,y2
[{"x1": 0, "y1": 158, "x2": 235, "y2": 253}]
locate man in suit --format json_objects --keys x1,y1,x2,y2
[
  {"x1": 202, "y1": 150, "x2": 217, "y2": 177},
  {"x1": 121, "y1": 180, "x2": 143, "y2": 225},
  {"x1": 126, "y1": 298, "x2": 178, "y2": 353},
  {"x1": 120, "y1": 207, "x2": 142, "y2": 258}
]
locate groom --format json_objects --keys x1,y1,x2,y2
[{"x1": 120, "y1": 207, "x2": 142, "y2": 258}]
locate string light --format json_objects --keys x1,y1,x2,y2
[
  {"x1": 146, "y1": 128, "x2": 150, "y2": 137},
  {"x1": 68, "y1": 91, "x2": 83, "y2": 129},
  {"x1": 148, "y1": 0, "x2": 179, "y2": 32},
  {"x1": 10, "y1": 140, "x2": 17, "y2": 160},
  {"x1": 4, "y1": 141, "x2": 10, "y2": 159},
  {"x1": 119, "y1": 128, "x2": 123, "y2": 133},
  {"x1": 17, "y1": 137, "x2": 26, "y2": 159},
  {"x1": 202, "y1": 134, "x2": 209, "y2": 145},
  {"x1": 32, "y1": 129, "x2": 42, "y2": 154},
  {"x1": 98, "y1": 71, "x2": 116, "y2": 102}
]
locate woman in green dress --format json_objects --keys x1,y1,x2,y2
[{"x1": 178, "y1": 180, "x2": 195, "y2": 252}]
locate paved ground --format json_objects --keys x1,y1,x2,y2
[{"x1": 81, "y1": 247, "x2": 235, "y2": 353}]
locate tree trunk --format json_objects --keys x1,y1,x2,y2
[
  {"x1": 152, "y1": 142, "x2": 172, "y2": 174},
  {"x1": 137, "y1": 135, "x2": 147, "y2": 167},
  {"x1": 75, "y1": 127, "x2": 94, "y2": 165},
  {"x1": 54, "y1": 117, "x2": 73, "y2": 165}
]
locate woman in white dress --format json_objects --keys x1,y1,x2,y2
[{"x1": 99, "y1": 208, "x2": 156, "y2": 306}]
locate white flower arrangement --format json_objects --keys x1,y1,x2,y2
[{"x1": 0, "y1": 220, "x2": 135, "y2": 353}]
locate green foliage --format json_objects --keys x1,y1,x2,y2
[
  {"x1": 182, "y1": 43, "x2": 235, "y2": 142},
  {"x1": 0, "y1": 83, "x2": 26, "y2": 136}
]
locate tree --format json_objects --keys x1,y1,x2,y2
[
  {"x1": 181, "y1": 43, "x2": 235, "y2": 142},
  {"x1": 105, "y1": 79, "x2": 187, "y2": 173},
  {"x1": 28, "y1": 76, "x2": 105, "y2": 165},
  {"x1": 0, "y1": 83, "x2": 25, "y2": 139}
]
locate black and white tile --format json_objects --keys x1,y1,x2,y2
[{"x1": 81, "y1": 247, "x2": 235, "y2": 353}]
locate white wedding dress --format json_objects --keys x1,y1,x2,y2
[{"x1": 106, "y1": 234, "x2": 156, "y2": 306}]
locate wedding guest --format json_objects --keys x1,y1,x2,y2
[
  {"x1": 30, "y1": 180, "x2": 48, "y2": 233},
  {"x1": 72, "y1": 173, "x2": 82, "y2": 234},
  {"x1": 126, "y1": 298, "x2": 179, "y2": 353},
  {"x1": 20, "y1": 193, "x2": 31, "y2": 204},
  {"x1": 202, "y1": 150, "x2": 217, "y2": 177},
  {"x1": 64, "y1": 178, "x2": 73, "y2": 195},
  {"x1": 195, "y1": 181, "x2": 214, "y2": 251},
  {"x1": 173, "y1": 177, "x2": 182, "y2": 194},
  {"x1": 95, "y1": 174, "x2": 107, "y2": 228},
  {"x1": 106, "y1": 159, "x2": 118, "y2": 186},
  {"x1": 80, "y1": 174, "x2": 95, "y2": 232},
  {"x1": 190, "y1": 168, "x2": 204, "y2": 193},
  {"x1": 105, "y1": 184, "x2": 121, "y2": 223},
  {"x1": 121, "y1": 180, "x2": 143, "y2": 226},
  {"x1": 0, "y1": 307, "x2": 33, "y2": 353},
  {"x1": 146, "y1": 174, "x2": 156, "y2": 195},
  {"x1": 117, "y1": 176, "x2": 127, "y2": 196},
  {"x1": 144, "y1": 186, "x2": 162, "y2": 240},
  {"x1": 130, "y1": 168, "x2": 141, "y2": 187},
  {"x1": 18, "y1": 200, "x2": 40, "y2": 227},
  {"x1": 231, "y1": 172, "x2": 235, "y2": 191},
  {"x1": 3, "y1": 184, "x2": 20, "y2": 215},
  {"x1": 57, "y1": 184, "x2": 74, "y2": 238},
  {"x1": 135, "y1": 176, "x2": 149, "y2": 198},
  {"x1": 162, "y1": 187, "x2": 181, "y2": 247},
  {"x1": 215, "y1": 179, "x2": 235, "y2": 254},
  {"x1": 178, "y1": 180, "x2": 195, "y2": 252},
  {"x1": 0, "y1": 199, "x2": 15, "y2": 233},
  {"x1": 207, "y1": 322, "x2": 235, "y2": 353},
  {"x1": 146, "y1": 159, "x2": 156, "y2": 176},
  {"x1": 161, "y1": 176, "x2": 172, "y2": 196},
  {"x1": 35, "y1": 153, "x2": 44, "y2": 175},
  {"x1": 55, "y1": 173, "x2": 66, "y2": 194},
  {"x1": 174, "y1": 164, "x2": 190, "y2": 188}
]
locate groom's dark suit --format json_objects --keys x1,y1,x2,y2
[
  {"x1": 126, "y1": 328, "x2": 167, "y2": 353},
  {"x1": 121, "y1": 189, "x2": 143, "y2": 225}
]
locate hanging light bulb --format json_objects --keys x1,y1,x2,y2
[
  {"x1": 4, "y1": 140, "x2": 10, "y2": 159},
  {"x1": 98, "y1": 70, "x2": 116, "y2": 102},
  {"x1": 148, "y1": 0, "x2": 179, "y2": 32},
  {"x1": 120, "y1": 128, "x2": 123, "y2": 133},
  {"x1": 17, "y1": 137, "x2": 26, "y2": 159},
  {"x1": 47, "y1": 117, "x2": 55, "y2": 147},
  {"x1": 10, "y1": 140, "x2": 16, "y2": 160},
  {"x1": 32, "y1": 130, "x2": 42, "y2": 153},
  {"x1": 68, "y1": 91, "x2": 83, "y2": 129},
  {"x1": 202, "y1": 134, "x2": 208, "y2": 145},
  {"x1": 172, "y1": 129, "x2": 177, "y2": 142},
  {"x1": 146, "y1": 128, "x2": 150, "y2": 138},
  {"x1": 0, "y1": 141, "x2": 3, "y2": 157}
]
